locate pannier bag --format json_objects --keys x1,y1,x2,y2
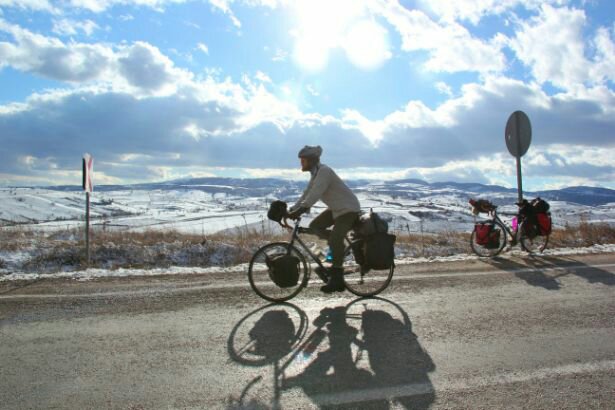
[
  {"x1": 486, "y1": 229, "x2": 501, "y2": 249},
  {"x1": 363, "y1": 232, "x2": 396, "y2": 270},
  {"x1": 474, "y1": 223, "x2": 492, "y2": 246},
  {"x1": 265, "y1": 253, "x2": 300, "y2": 288},
  {"x1": 350, "y1": 238, "x2": 366, "y2": 266},
  {"x1": 531, "y1": 197, "x2": 550, "y2": 213},
  {"x1": 469, "y1": 199, "x2": 496, "y2": 215},
  {"x1": 267, "y1": 200, "x2": 288, "y2": 223},
  {"x1": 355, "y1": 208, "x2": 389, "y2": 237},
  {"x1": 536, "y1": 213, "x2": 552, "y2": 236}
]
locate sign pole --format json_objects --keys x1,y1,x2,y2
[
  {"x1": 86, "y1": 191, "x2": 90, "y2": 266},
  {"x1": 515, "y1": 156, "x2": 523, "y2": 204},
  {"x1": 515, "y1": 113, "x2": 523, "y2": 203},
  {"x1": 82, "y1": 153, "x2": 93, "y2": 268}
]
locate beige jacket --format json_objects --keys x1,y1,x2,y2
[{"x1": 291, "y1": 163, "x2": 361, "y2": 219}]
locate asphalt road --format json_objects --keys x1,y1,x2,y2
[{"x1": 1, "y1": 253, "x2": 615, "y2": 409}]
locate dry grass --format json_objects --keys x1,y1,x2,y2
[
  {"x1": 2, "y1": 220, "x2": 614, "y2": 273},
  {"x1": 393, "y1": 231, "x2": 471, "y2": 258},
  {"x1": 548, "y1": 219, "x2": 615, "y2": 248}
]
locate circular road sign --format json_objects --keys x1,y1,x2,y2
[{"x1": 505, "y1": 110, "x2": 532, "y2": 157}]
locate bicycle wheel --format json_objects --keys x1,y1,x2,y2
[
  {"x1": 519, "y1": 221, "x2": 549, "y2": 254},
  {"x1": 470, "y1": 221, "x2": 507, "y2": 257},
  {"x1": 342, "y1": 245, "x2": 394, "y2": 297},
  {"x1": 248, "y1": 242, "x2": 309, "y2": 302}
]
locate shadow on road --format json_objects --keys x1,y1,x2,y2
[
  {"x1": 486, "y1": 255, "x2": 615, "y2": 290},
  {"x1": 226, "y1": 298, "x2": 435, "y2": 409}
]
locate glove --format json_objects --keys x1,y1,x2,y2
[{"x1": 287, "y1": 207, "x2": 307, "y2": 220}]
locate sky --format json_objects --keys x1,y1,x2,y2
[{"x1": 0, "y1": 0, "x2": 614, "y2": 190}]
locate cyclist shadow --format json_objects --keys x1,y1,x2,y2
[
  {"x1": 227, "y1": 299, "x2": 436, "y2": 409},
  {"x1": 486, "y1": 255, "x2": 615, "y2": 290}
]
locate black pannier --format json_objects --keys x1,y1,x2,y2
[
  {"x1": 531, "y1": 197, "x2": 550, "y2": 213},
  {"x1": 363, "y1": 232, "x2": 396, "y2": 270},
  {"x1": 355, "y1": 208, "x2": 388, "y2": 237},
  {"x1": 265, "y1": 254, "x2": 300, "y2": 288},
  {"x1": 485, "y1": 228, "x2": 500, "y2": 249},
  {"x1": 350, "y1": 238, "x2": 366, "y2": 266}
]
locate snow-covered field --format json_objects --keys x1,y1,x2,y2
[{"x1": 2, "y1": 181, "x2": 614, "y2": 235}]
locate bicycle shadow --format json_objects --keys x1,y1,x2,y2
[
  {"x1": 226, "y1": 298, "x2": 436, "y2": 409},
  {"x1": 486, "y1": 254, "x2": 615, "y2": 290}
]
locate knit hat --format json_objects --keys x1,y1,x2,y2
[{"x1": 298, "y1": 145, "x2": 323, "y2": 159}]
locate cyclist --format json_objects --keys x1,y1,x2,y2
[{"x1": 287, "y1": 145, "x2": 361, "y2": 293}]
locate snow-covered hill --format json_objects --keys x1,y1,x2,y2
[{"x1": 1, "y1": 178, "x2": 614, "y2": 235}]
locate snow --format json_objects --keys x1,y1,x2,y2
[{"x1": 2, "y1": 243, "x2": 614, "y2": 282}]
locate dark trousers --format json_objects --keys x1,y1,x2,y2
[{"x1": 309, "y1": 210, "x2": 359, "y2": 268}]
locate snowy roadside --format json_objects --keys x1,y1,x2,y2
[{"x1": 2, "y1": 244, "x2": 615, "y2": 282}]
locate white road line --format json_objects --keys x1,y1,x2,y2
[
  {"x1": 1, "y1": 263, "x2": 614, "y2": 300},
  {"x1": 312, "y1": 359, "x2": 615, "y2": 406}
]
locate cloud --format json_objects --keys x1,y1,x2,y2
[
  {"x1": 419, "y1": 0, "x2": 568, "y2": 25},
  {"x1": 0, "y1": 0, "x2": 59, "y2": 14},
  {"x1": 369, "y1": 0, "x2": 506, "y2": 74},
  {"x1": 0, "y1": 21, "x2": 192, "y2": 94},
  {"x1": 508, "y1": 5, "x2": 615, "y2": 92},
  {"x1": 52, "y1": 19, "x2": 99, "y2": 37},
  {"x1": 1, "y1": 72, "x2": 613, "y2": 188},
  {"x1": 197, "y1": 42, "x2": 209, "y2": 55}
]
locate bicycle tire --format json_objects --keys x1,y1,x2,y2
[
  {"x1": 519, "y1": 221, "x2": 549, "y2": 254},
  {"x1": 342, "y1": 244, "x2": 394, "y2": 297},
  {"x1": 470, "y1": 220, "x2": 507, "y2": 257},
  {"x1": 248, "y1": 242, "x2": 309, "y2": 302}
]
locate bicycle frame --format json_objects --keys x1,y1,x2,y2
[
  {"x1": 284, "y1": 217, "x2": 353, "y2": 283},
  {"x1": 478, "y1": 208, "x2": 527, "y2": 243}
]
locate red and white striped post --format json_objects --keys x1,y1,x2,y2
[{"x1": 82, "y1": 153, "x2": 94, "y2": 266}]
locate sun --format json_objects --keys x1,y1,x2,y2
[{"x1": 291, "y1": 0, "x2": 390, "y2": 72}]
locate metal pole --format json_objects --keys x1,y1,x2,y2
[
  {"x1": 515, "y1": 112, "x2": 523, "y2": 203},
  {"x1": 86, "y1": 191, "x2": 90, "y2": 266},
  {"x1": 516, "y1": 155, "x2": 523, "y2": 204}
]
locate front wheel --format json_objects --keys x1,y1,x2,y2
[
  {"x1": 342, "y1": 245, "x2": 394, "y2": 297},
  {"x1": 248, "y1": 242, "x2": 309, "y2": 302},
  {"x1": 519, "y1": 221, "x2": 549, "y2": 254},
  {"x1": 470, "y1": 221, "x2": 507, "y2": 257}
]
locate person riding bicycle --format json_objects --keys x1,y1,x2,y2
[{"x1": 287, "y1": 145, "x2": 361, "y2": 293}]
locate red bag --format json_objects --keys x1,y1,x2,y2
[
  {"x1": 536, "y1": 213, "x2": 552, "y2": 236},
  {"x1": 474, "y1": 223, "x2": 491, "y2": 245}
]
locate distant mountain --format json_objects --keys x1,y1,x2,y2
[{"x1": 42, "y1": 178, "x2": 615, "y2": 206}]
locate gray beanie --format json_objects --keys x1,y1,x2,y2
[{"x1": 298, "y1": 145, "x2": 323, "y2": 159}]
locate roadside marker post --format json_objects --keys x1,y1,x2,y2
[
  {"x1": 82, "y1": 153, "x2": 94, "y2": 266},
  {"x1": 505, "y1": 111, "x2": 532, "y2": 204}
]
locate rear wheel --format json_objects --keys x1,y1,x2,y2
[
  {"x1": 342, "y1": 245, "x2": 394, "y2": 297},
  {"x1": 248, "y1": 242, "x2": 308, "y2": 302},
  {"x1": 470, "y1": 221, "x2": 507, "y2": 257},
  {"x1": 519, "y1": 221, "x2": 549, "y2": 253}
]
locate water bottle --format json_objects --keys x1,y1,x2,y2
[{"x1": 325, "y1": 247, "x2": 333, "y2": 262}]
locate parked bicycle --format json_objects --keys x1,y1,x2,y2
[
  {"x1": 469, "y1": 198, "x2": 551, "y2": 257},
  {"x1": 247, "y1": 216, "x2": 395, "y2": 302}
]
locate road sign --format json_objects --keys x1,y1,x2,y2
[
  {"x1": 504, "y1": 111, "x2": 532, "y2": 203},
  {"x1": 82, "y1": 153, "x2": 93, "y2": 193},
  {"x1": 505, "y1": 111, "x2": 532, "y2": 157}
]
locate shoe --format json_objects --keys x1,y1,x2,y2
[
  {"x1": 320, "y1": 268, "x2": 345, "y2": 293},
  {"x1": 314, "y1": 265, "x2": 330, "y2": 283}
]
